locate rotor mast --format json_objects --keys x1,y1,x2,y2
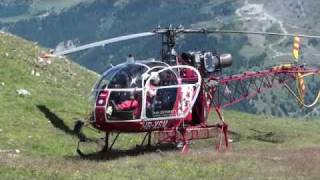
[
  {"x1": 155, "y1": 25, "x2": 184, "y2": 65},
  {"x1": 161, "y1": 27, "x2": 176, "y2": 62}
]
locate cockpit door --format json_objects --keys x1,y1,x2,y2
[{"x1": 141, "y1": 65, "x2": 201, "y2": 121}]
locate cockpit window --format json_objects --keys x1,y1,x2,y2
[
  {"x1": 107, "y1": 90, "x2": 142, "y2": 121},
  {"x1": 158, "y1": 69, "x2": 178, "y2": 86},
  {"x1": 107, "y1": 64, "x2": 147, "y2": 88},
  {"x1": 95, "y1": 64, "x2": 148, "y2": 92},
  {"x1": 92, "y1": 64, "x2": 125, "y2": 98}
]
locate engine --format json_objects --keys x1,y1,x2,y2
[{"x1": 181, "y1": 51, "x2": 232, "y2": 76}]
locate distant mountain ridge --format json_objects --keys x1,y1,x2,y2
[
  {"x1": 0, "y1": 31, "x2": 320, "y2": 180},
  {"x1": 1, "y1": 0, "x2": 320, "y2": 71},
  {"x1": 1, "y1": 0, "x2": 320, "y2": 117}
]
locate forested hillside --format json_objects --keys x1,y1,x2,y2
[{"x1": 1, "y1": 0, "x2": 320, "y2": 117}]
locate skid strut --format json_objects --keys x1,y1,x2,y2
[
  {"x1": 102, "y1": 132, "x2": 120, "y2": 152},
  {"x1": 76, "y1": 131, "x2": 121, "y2": 156},
  {"x1": 153, "y1": 123, "x2": 229, "y2": 153},
  {"x1": 140, "y1": 132, "x2": 152, "y2": 147}
]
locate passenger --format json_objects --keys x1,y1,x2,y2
[
  {"x1": 146, "y1": 73, "x2": 160, "y2": 117},
  {"x1": 146, "y1": 74, "x2": 160, "y2": 107}
]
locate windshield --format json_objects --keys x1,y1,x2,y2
[
  {"x1": 108, "y1": 64, "x2": 147, "y2": 88},
  {"x1": 94, "y1": 63, "x2": 148, "y2": 91}
]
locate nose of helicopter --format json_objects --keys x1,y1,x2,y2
[{"x1": 94, "y1": 90, "x2": 109, "y2": 126}]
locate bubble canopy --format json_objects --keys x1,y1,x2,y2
[
  {"x1": 94, "y1": 61, "x2": 170, "y2": 92},
  {"x1": 92, "y1": 61, "x2": 202, "y2": 122}
]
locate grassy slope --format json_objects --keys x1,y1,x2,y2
[{"x1": 0, "y1": 32, "x2": 320, "y2": 180}]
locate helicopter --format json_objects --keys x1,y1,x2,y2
[{"x1": 44, "y1": 25, "x2": 320, "y2": 155}]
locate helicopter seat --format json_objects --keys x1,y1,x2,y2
[
  {"x1": 109, "y1": 110, "x2": 135, "y2": 121},
  {"x1": 108, "y1": 97, "x2": 141, "y2": 121}
]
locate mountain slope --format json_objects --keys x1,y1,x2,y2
[
  {"x1": 0, "y1": 32, "x2": 320, "y2": 179},
  {"x1": 0, "y1": 0, "x2": 242, "y2": 72},
  {"x1": 2, "y1": 0, "x2": 320, "y2": 72},
  {"x1": 0, "y1": 31, "x2": 98, "y2": 156},
  {"x1": 1, "y1": 0, "x2": 320, "y2": 117}
]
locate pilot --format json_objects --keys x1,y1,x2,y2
[{"x1": 107, "y1": 92, "x2": 141, "y2": 119}]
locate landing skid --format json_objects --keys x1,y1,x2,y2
[
  {"x1": 74, "y1": 120, "x2": 229, "y2": 156},
  {"x1": 76, "y1": 132, "x2": 120, "y2": 157},
  {"x1": 153, "y1": 123, "x2": 229, "y2": 154},
  {"x1": 75, "y1": 129, "x2": 155, "y2": 157}
]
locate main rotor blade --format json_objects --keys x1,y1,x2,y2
[
  {"x1": 186, "y1": 29, "x2": 320, "y2": 39},
  {"x1": 54, "y1": 32, "x2": 156, "y2": 56}
]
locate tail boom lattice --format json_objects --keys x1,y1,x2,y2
[{"x1": 209, "y1": 64, "x2": 320, "y2": 108}]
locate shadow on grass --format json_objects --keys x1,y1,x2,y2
[
  {"x1": 248, "y1": 129, "x2": 285, "y2": 143},
  {"x1": 228, "y1": 130, "x2": 242, "y2": 142},
  {"x1": 37, "y1": 105, "x2": 176, "y2": 160},
  {"x1": 68, "y1": 144, "x2": 177, "y2": 161},
  {"x1": 36, "y1": 105, "x2": 87, "y2": 141}
]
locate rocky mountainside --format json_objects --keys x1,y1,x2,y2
[
  {"x1": 1, "y1": 0, "x2": 320, "y2": 117},
  {"x1": 1, "y1": 0, "x2": 319, "y2": 70},
  {"x1": 0, "y1": 32, "x2": 320, "y2": 180}
]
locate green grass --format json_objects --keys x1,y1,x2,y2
[{"x1": 0, "y1": 32, "x2": 320, "y2": 180}]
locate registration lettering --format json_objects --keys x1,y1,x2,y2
[{"x1": 143, "y1": 120, "x2": 168, "y2": 130}]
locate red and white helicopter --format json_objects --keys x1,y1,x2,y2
[{"x1": 46, "y1": 26, "x2": 320, "y2": 155}]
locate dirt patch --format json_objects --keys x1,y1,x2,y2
[{"x1": 235, "y1": 146, "x2": 320, "y2": 177}]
